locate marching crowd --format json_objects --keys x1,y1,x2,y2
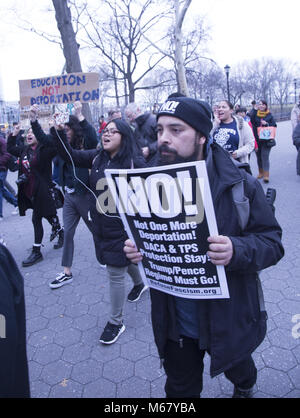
[{"x1": 1, "y1": 93, "x2": 295, "y2": 398}]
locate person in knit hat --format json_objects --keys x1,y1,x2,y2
[{"x1": 124, "y1": 96, "x2": 284, "y2": 398}]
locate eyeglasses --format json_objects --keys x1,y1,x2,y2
[{"x1": 102, "y1": 129, "x2": 121, "y2": 136}]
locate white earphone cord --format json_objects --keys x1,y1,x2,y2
[{"x1": 54, "y1": 127, "x2": 120, "y2": 220}]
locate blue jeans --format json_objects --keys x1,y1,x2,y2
[{"x1": 0, "y1": 170, "x2": 18, "y2": 217}]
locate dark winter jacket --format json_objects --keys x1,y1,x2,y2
[
  {"x1": 57, "y1": 119, "x2": 97, "y2": 194},
  {"x1": 150, "y1": 143, "x2": 284, "y2": 378},
  {"x1": 7, "y1": 121, "x2": 57, "y2": 217},
  {"x1": 134, "y1": 112, "x2": 157, "y2": 158},
  {"x1": 50, "y1": 127, "x2": 146, "y2": 267},
  {"x1": 0, "y1": 244, "x2": 30, "y2": 398},
  {"x1": 0, "y1": 136, "x2": 11, "y2": 171},
  {"x1": 32, "y1": 118, "x2": 98, "y2": 195},
  {"x1": 250, "y1": 110, "x2": 277, "y2": 142}
]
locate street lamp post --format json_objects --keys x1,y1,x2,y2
[
  {"x1": 224, "y1": 65, "x2": 231, "y2": 102},
  {"x1": 294, "y1": 79, "x2": 297, "y2": 104}
]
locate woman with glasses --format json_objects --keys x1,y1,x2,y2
[{"x1": 50, "y1": 117, "x2": 147, "y2": 345}]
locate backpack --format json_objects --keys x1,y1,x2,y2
[{"x1": 231, "y1": 175, "x2": 276, "y2": 316}]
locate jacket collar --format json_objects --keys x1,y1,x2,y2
[{"x1": 206, "y1": 143, "x2": 244, "y2": 202}]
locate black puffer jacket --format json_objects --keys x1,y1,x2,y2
[
  {"x1": 150, "y1": 143, "x2": 284, "y2": 377},
  {"x1": 50, "y1": 126, "x2": 146, "y2": 267},
  {"x1": 134, "y1": 112, "x2": 157, "y2": 158}
]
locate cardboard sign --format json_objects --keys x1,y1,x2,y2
[
  {"x1": 105, "y1": 162, "x2": 230, "y2": 299},
  {"x1": 19, "y1": 72, "x2": 99, "y2": 108},
  {"x1": 19, "y1": 106, "x2": 53, "y2": 130}
]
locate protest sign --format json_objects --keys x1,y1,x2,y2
[
  {"x1": 19, "y1": 106, "x2": 53, "y2": 131},
  {"x1": 105, "y1": 162, "x2": 230, "y2": 299},
  {"x1": 19, "y1": 72, "x2": 99, "y2": 108}
]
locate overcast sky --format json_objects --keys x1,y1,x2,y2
[{"x1": 0, "y1": 0, "x2": 299, "y2": 102}]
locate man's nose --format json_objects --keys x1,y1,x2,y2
[{"x1": 158, "y1": 130, "x2": 172, "y2": 144}]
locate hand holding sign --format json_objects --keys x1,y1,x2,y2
[
  {"x1": 73, "y1": 100, "x2": 84, "y2": 122},
  {"x1": 53, "y1": 113, "x2": 65, "y2": 131},
  {"x1": 29, "y1": 104, "x2": 39, "y2": 122},
  {"x1": 124, "y1": 239, "x2": 143, "y2": 264},
  {"x1": 108, "y1": 161, "x2": 230, "y2": 299},
  {"x1": 12, "y1": 124, "x2": 21, "y2": 137}
]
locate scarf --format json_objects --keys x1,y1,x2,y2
[{"x1": 257, "y1": 110, "x2": 270, "y2": 118}]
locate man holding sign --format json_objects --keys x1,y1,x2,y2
[{"x1": 124, "y1": 97, "x2": 284, "y2": 398}]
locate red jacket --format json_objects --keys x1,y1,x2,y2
[{"x1": 98, "y1": 121, "x2": 107, "y2": 134}]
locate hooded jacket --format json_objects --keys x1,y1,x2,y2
[{"x1": 150, "y1": 143, "x2": 284, "y2": 377}]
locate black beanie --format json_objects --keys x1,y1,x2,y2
[{"x1": 157, "y1": 97, "x2": 213, "y2": 139}]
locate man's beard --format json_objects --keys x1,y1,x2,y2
[{"x1": 158, "y1": 139, "x2": 201, "y2": 165}]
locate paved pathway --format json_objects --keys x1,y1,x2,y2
[{"x1": 1, "y1": 120, "x2": 300, "y2": 398}]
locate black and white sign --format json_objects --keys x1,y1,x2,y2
[{"x1": 105, "y1": 161, "x2": 229, "y2": 299}]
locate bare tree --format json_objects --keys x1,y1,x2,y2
[
  {"x1": 186, "y1": 59, "x2": 221, "y2": 103},
  {"x1": 139, "y1": 67, "x2": 177, "y2": 107},
  {"x1": 272, "y1": 60, "x2": 296, "y2": 114},
  {"x1": 73, "y1": 0, "x2": 171, "y2": 103}
]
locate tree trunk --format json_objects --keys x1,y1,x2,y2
[
  {"x1": 112, "y1": 64, "x2": 120, "y2": 107},
  {"x1": 52, "y1": 0, "x2": 92, "y2": 122},
  {"x1": 128, "y1": 76, "x2": 135, "y2": 103},
  {"x1": 174, "y1": 0, "x2": 191, "y2": 96}
]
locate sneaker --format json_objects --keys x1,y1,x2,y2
[
  {"x1": 127, "y1": 283, "x2": 148, "y2": 302},
  {"x1": 232, "y1": 386, "x2": 254, "y2": 398},
  {"x1": 49, "y1": 272, "x2": 73, "y2": 289},
  {"x1": 99, "y1": 322, "x2": 125, "y2": 344},
  {"x1": 0, "y1": 217, "x2": 3, "y2": 222},
  {"x1": 11, "y1": 207, "x2": 19, "y2": 215}
]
